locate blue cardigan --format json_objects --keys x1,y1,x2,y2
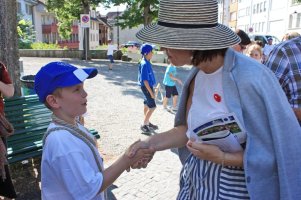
[{"x1": 175, "y1": 48, "x2": 301, "y2": 199}]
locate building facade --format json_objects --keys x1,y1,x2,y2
[{"x1": 219, "y1": 0, "x2": 301, "y2": 40}]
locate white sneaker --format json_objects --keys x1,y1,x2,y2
[{"x1": 171, "y1": 107, "x2": 178, "y2": 111}]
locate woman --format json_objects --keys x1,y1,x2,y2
[
  {"x1": 131, "y1": 0, "x2": 301, "y2": 199},
  {"x1": 0, "y1": 61, "x2": 16, "y2": 199}
]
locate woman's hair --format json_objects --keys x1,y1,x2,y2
[
  {"x1": 44, "y1": 88, "x2": 62, "y2": 109},
  {"x1": 191, "y1": 48, "x2": 228, "y2": 66},
  {"x1": 247, "y1": 44, "x2": 262, "y2": 56}
]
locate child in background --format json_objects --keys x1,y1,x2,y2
[
  {"x1": 107, "y1": 39, "x2": 117, "y2": 70},
  {"x1": 34, "y1": 62, "x2": 153, "y2": 200},
  {"x1": 162, "y1": 63, "x2": 183, "y2": 111},
  {"x1": 138, "y1": 44, "x2": 158, "y2": 133},
  {"x1": 247, "y1": 44, "x2": 263, "y2": 63}
]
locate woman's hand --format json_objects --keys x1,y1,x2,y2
[
  {"x1": 186, "y1": 140, "x2": 244, "y2": 167},
  {"x1": 186, "y1": 140, "x2": 223, "y2": 164}
]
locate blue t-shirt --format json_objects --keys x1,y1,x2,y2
[
  {"x1": 138, "y1": 58, "x2": 156, "y2": 87},
  {"x1": 163, "y1": 65, "x2": 177, "y2": 86}
]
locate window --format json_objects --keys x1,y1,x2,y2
[
  {"x1": 260, "y1": 2, "x2": 263, "y2": 12},
  {"x1": 230, "y1": 12, "x2": 237, "y2": 21},
  {"x1": 264, "y1": 1, "x2": 267, "y2": 11},
  {"x1": 257, "y1": 4, "x2": 259, "y2": 13},
  {"x1": 253, "y1": 5, "x2": 256, "y2": 14},
  {"x1": 17, "y1": 2, "x2": 22, "y2": 14},
  {"x1": 41, "y1": 15, "x2": 46, "y2": 25},
  {"x1": 25, "y1": 4, "x2": 32, "y2": 15},
  {"x1": 297, "y1": 13, "x2": 301, "y2": 28},
  {"x1": 246, "y1": 7, "x2": 250, "y2": 16}
]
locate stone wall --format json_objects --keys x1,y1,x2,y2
[{"x1": 19, "y1": 49, "x2": 122, "y2": 60}]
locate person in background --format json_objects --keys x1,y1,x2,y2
[
  {"x1": 138, "y1": 44, "x2": 158, "y2": 133},
  {"x1": 0, "y1": 61, "x2": 16, "y2": 199},
  {"x1": 34, "y1": 62, "x2": 154, "y2": 199},
  {"x1": 131, "y1": 0, "x2": 301, "y2": 199},
  {"x1": 282, "y1": 32, "x2": 300, "y2": 41},
  {"x1": 162, "y1": 63, "x2": 183, "y2": 111},
  {"x1": 247, "y1": 43, "x2": 263, "y2": 63},
  {"x1": 232, "y1": 29, "x2": 251, "y2": 53},
  {"x1": 262, "y1": 37, "x2": 275, "y2": 62},
  {"x1": 265, "y1": 36, "x2": 301, "y2": 124},
  {"x1": 107, "y1": 39, "x2": 117, "y2": 70}
]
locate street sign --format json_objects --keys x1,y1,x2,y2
[{"x1": 80, "y1": 14, "x2": 90, "y2": 28}]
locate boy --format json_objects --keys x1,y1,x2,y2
[
  {"x1": 34, "y1": 62, "x2": 153, "y2": 200},
  {"x1": 162, "y1": 63, "x2": 183, "y2": 111},
  {"x1": 107, "y1": 39, "x2": 117, "y2": 70},
  {"x1": 138, "y1": 44, "x2": 158, "y2": 133}
]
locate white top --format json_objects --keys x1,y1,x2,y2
[
  {"x1": 107, "y1": 44, "x2": 117, "y2": 55},
  {"x1": 263, "y1": 44, "x2": 275, "y2": 56},
  {"x1": 186, "y1": 67, "x2": 229, "y2": 140},
  {"x1": 42, "y1": 123, "x2": 104, "y2": 200}
]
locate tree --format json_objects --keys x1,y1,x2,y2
[
  {"x1": 106, "y1": 0, "x2": 159, "y2": 29},
  {"x1": 46, "y1": 0, "x2": 104, "y2": 59},
  {"x1": 18, "y1": 19, "x2": 36, "y2": 49},
  {"x1": 0, "y1": 0, "x2": 21, "y2": 96}
]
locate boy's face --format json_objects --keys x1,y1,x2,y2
[
  {"x1": 145, "y1": 51, "x2": 153, "y2": 60},
  {"x1": 50, "y1": 83, "x2": 88, "y2": 119}
]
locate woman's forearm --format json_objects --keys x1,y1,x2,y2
[{"x1": 146, "y1": 125, "x2": 188, "y2": 151}]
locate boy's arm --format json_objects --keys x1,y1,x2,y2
[
  {"x1": 144, "y1": 80, "x2": 155, "y2": 99},
  {"x1": 169, "y1": 73, "x2": 183, "y2": 85},
  {"x1": 99, "y1": 141, "x2": 154, "y2": 192}
]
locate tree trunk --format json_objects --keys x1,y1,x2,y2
[
  {"x1": 143, "y1": 5, "x2": 152, "y2": 26},
  {"x1": 0, "y1": 0, "x2": 21, "y2": 96}
]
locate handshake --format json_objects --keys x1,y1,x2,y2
[{"x1": 124, "y1": 140, "x2": 156, "y2": 171}]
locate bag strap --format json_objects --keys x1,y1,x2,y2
[{"x1": 43, "y1": 126, "x2": 103, "y2": 173}]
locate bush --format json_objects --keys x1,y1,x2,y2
[{"x1": 31, "y1": 42, "x2": 62, "y2": 50}]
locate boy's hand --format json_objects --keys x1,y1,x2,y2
[
  {"x1": 150, "y1": 92, "x2": 155, "y2": 99},
  {"x1": 125, "y1": 140, "x2": 155, "y2": 171},
  {"x1": 177, "y1": 79, "x2": 183, "y2": 86}
]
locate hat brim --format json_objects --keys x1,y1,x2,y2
[
  {"x1": 136, "y1": 23, "x2": 241, "y2": 50},
  {"x1": 57, "y1": 68, "x2": 98, "y2": 88}
]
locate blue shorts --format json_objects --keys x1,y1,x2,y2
[
  {"x1": 141, "y1": 86, "x2": 156, "y2": 109},
  {"x1": 165, "y1": 85, "x2": 178, "y2": 98},
  {"x1": 108, "y1": 55, "x2": 114, "y2": 63}
]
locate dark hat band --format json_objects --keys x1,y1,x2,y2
[{"x1": 158, "y1": 21, "x2": 218, "y2": 29}]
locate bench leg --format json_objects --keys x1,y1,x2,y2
[{"x1": 10, "y1": 158, "x2": 41, "y2": 199}]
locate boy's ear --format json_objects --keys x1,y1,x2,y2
[{"x1": 46, "y1": 95, "x2": 60, "y2": 109}]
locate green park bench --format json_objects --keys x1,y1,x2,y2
[{"x1": 4, "y1": 94, "x2": 100, "y2": 164}]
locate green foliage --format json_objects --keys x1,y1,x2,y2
[
  {"x1": 46, "y1": 0, "x2": 105, "y2": 39},
  {"x1": 106, "y1": 0, "x2": 159, "y2": 28},
  {"x1": 31, "y1": 42, "x2": 62, "y2": 50},
  {"x1": 17, "y1": 19, "x2": 36, "y2": 49}
]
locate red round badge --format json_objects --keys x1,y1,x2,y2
[{"x1": 213, "y1": 93, "x2": 221, "y2": 102}]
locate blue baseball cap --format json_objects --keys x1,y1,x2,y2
[
  {"x1": 267, "y1": 37, "x2": 273, "y2": 41},
  {"x1": 140, "y1": 44, "x2": 153, "y2": 55},
  {"x1": 34, "y1": 62, "x2": 98, "y2": 103}
]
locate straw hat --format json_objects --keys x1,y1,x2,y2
[{"x1": 136, "y1": 0, "x2": 240, "y2": 50}]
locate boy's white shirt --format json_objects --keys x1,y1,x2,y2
[
  {"x1": 107, "y1": 44, "x2": 117, "y2": 55},
  {"x1": 42, "y1": 122, "x2": 104, "y2": 200}
]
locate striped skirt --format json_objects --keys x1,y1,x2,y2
[{"x1": 177, "y1": 154, "x2": 249, "y2": 200}]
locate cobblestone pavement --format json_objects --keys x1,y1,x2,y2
[{"x1": 21, "y1": 57, "x2": 192, "y2": 200}]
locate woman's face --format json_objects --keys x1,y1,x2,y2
[{"x1": 163, "y1": 48, "x2": 193, "y2": 66}]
